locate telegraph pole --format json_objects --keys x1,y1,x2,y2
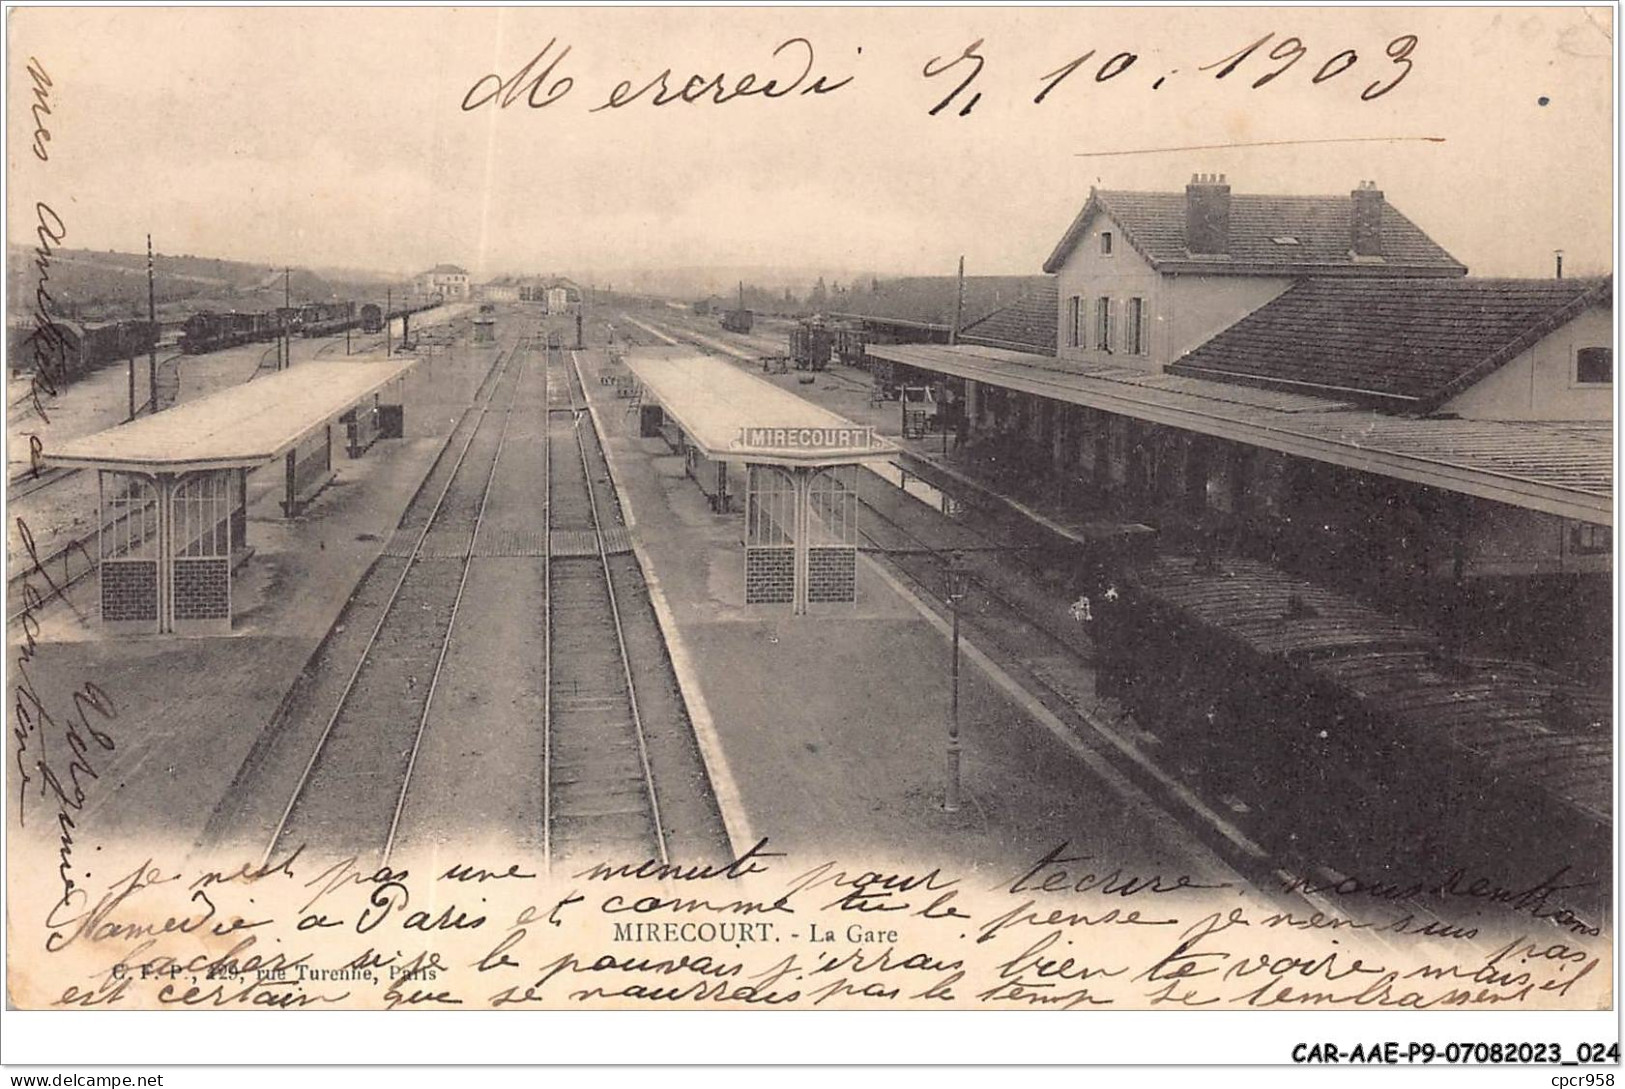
[
  {"x1": 283, "y1": 266, "x2": 291, "y2": 370},
  {"x1": 386, "y1": 288, "x2": 393, "y2": 357},
  {"x1": 147, "y1": 234, "x2": 157, "y2": 412},
  {"x1": 950, "y1": 255, "x2": 964, "y2": 346}
]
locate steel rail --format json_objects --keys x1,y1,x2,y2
[{"x1": 550, "y1": 346, "x2": 670, "y2": 869}]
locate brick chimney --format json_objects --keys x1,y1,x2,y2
[
  {"x1": 1185, "y1": 173, "x2": 1231, "y2": 255},
  {"x1": 1351, "y1": 180, "x2": 1384, "y2": 257}
]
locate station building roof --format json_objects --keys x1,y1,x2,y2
[
  {"x1": 47, "y1": 357, "x2": 413, "y2": 473},
  {"x1": 1168, "y1": 277, "x2": 1612, "y2": 411},
  {"x1": 625, "y1": 348, "x2": 897, "y2": 467},
  {"x1": 870, "y1": 343, "x2": 1612, "y2": 525},
  {"x1": 1042, "y1": 187, "x2": 1467, "y2": 277}
]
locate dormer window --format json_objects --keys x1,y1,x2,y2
[
  {"x1": 1100, "y1": 231, "x2": 1114, "y2": 256},
  {"x1": 1270, "y1": 236, "x2": 1300, "y2": 246},
  {"x1": 1576, "y1": 347, "x2": 1612, "y2": 385}
]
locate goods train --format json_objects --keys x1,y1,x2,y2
[
  {"x1": 1095, "y1": 555, "x2": 1611, "y2": 874},
  {"x1": 788, "y1": 318, "x2": 833, "y2": 371},
  {"x1": 787, "y1": 316, "x2": 879, "y2": 372},
  {"x1": 297, "y1": 301, "x2": 358, "y2": 337},
  {"x1": 180, "y1": 297, "x2": 439, "y2": 354},
  {"x1": 179, "y1": 310, "x2": 273, "y2": 354},
  {"x1": 8, "y1": 318, "x2": 160, "y2": 383}
]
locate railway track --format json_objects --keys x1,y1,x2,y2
[
  {"x1": 208, "y1": 329, "x2": 725, "y2": 867},
  {"x1": 846, "y1": 479, "x2": 1097, "y2": 668},
  {"x1": 8, "y1": 464, "x2": 81, "y2": 502},
  {"x1": 256, "y1": 344, "x2": 525, "y2": 866},
  {"x1": 544, "y1": 344, "x2": 668, "y2": 870}
]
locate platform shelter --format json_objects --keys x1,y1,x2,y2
[
  {"x1": 48, "y1": 358, "x2": 412, "y2": 634},
  {"x1": 625, "y1": 348, "x2": 896, "y2": 614}
]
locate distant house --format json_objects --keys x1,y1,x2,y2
[
  {"x1": 1042, "y1": 176, "x2": 1466, "y2": 369},
  {"x1": 479, "y1": 276, "x2": 520, "y2": 303},
  {"x1": 414, "y1": 263, "x2": 470, "y2": 300}
]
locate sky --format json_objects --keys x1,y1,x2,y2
[{"x1": 6, "y1": 6, "x2": 1615, "y2": 284}]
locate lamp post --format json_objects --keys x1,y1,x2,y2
[{"x1": 944, "y1": 550, "x2": 966, "y2": 812}]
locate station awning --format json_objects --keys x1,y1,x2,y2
[
  {"x1": 872, "y1": 343, "x2": 1613, "y2": 526},
  {"x1": 47, "y1": 357, "x2": 414, "y2": 473},
  {"x1": 626, "y1": 348, "x2": 897, "y2": 468}
]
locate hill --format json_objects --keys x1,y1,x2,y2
[{"x1": 9, "y1": 247, "x2": 401, "y2": 323}]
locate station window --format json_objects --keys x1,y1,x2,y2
[
  {"x1": 1571, "y1": 522, "x2": 1611, "y2": 555},
  {"x1": 1575, "y1": 346, "x2": 1612, "y2": 385},
  {"x1": 1066, "y1": 296, "x2": 1082, "y2": 349},
  {"x1": 1100, "y1": 231, "x2": 1114, "y2": 256},
  {"x1": 1095, "y1": 297, "x2": 1113, "y2": 353},
  {"x1": 1126, "y1": 297, "x2": 1147, "y2": 355}
]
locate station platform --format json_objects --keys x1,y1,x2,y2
[
  {"x1": 578, "y1": 347, "x2": 1239, "y2": 882},
  {"x1": 8, "y1": 337, "x2": 505, "y2": 847}
]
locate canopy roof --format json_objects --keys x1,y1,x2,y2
[
  {"x1": 626, "y1": 349, "x2": 897, "y2": 467},
  {"x1": 48, "y1": 357, "x2": 413, "y2": 473}
]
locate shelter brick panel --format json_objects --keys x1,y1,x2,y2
[
  {"x1": 745, "y1": 547, "x2": 794, "y2": 604},
  {"x1": 808, "y1": 546, "x2": 857, "y2": 603},
  {"x1": 101, "y1": 560, "x2": 158, "y2": 622},
  {"x1": 171, "y1": 557, "x2": 230, "y2": 620}
]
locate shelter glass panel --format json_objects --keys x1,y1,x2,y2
[
  {"x1": 807, "y1": 465, "x2": 858, "y2": 605},
  {"x1": 173, "y1": 471, "x2": 232, "y2": 558},
  {"x1": 745, "y1": 464, "x2": 797, "y2": 605},
  {"x1": 746, "y1": 464, "x2": 796, "y2": 547},
  {"x1": 100, "y1": 471, "x2": 159, "y2": 560},
  {"x1": 99, "y1": 471, "x2": 160, "y2": 628}
]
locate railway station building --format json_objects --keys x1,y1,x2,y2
[
  {"x1": 48, "y1": 358, "x2": 412, "y2": 635},
  {"x1": 864, "y1": 176, "x2": 1613, "y2": 674},
  {"x1": 414, "y1": 263, "x2": 470, "y2": 301}
]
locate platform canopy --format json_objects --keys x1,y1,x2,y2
[
  {"x1": 871, "y1": 343, "x2": 1612, "y2": 525},
  {"x1": 47, "y1": 357, "x2": 414, "y2": 473},
  {"x1": 626, "y1": 348, "x2": 896, "y2": 467}
]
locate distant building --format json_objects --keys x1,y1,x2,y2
[
  {"x1": 515, "y1": 276, "x2": 582, "y2": 314},
  {"x1": 479, "y1": 277, "x2": 520, "y2": 303},
  {"x1": 414, "y1": 263, "x2": 470, "y2": 300}
]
